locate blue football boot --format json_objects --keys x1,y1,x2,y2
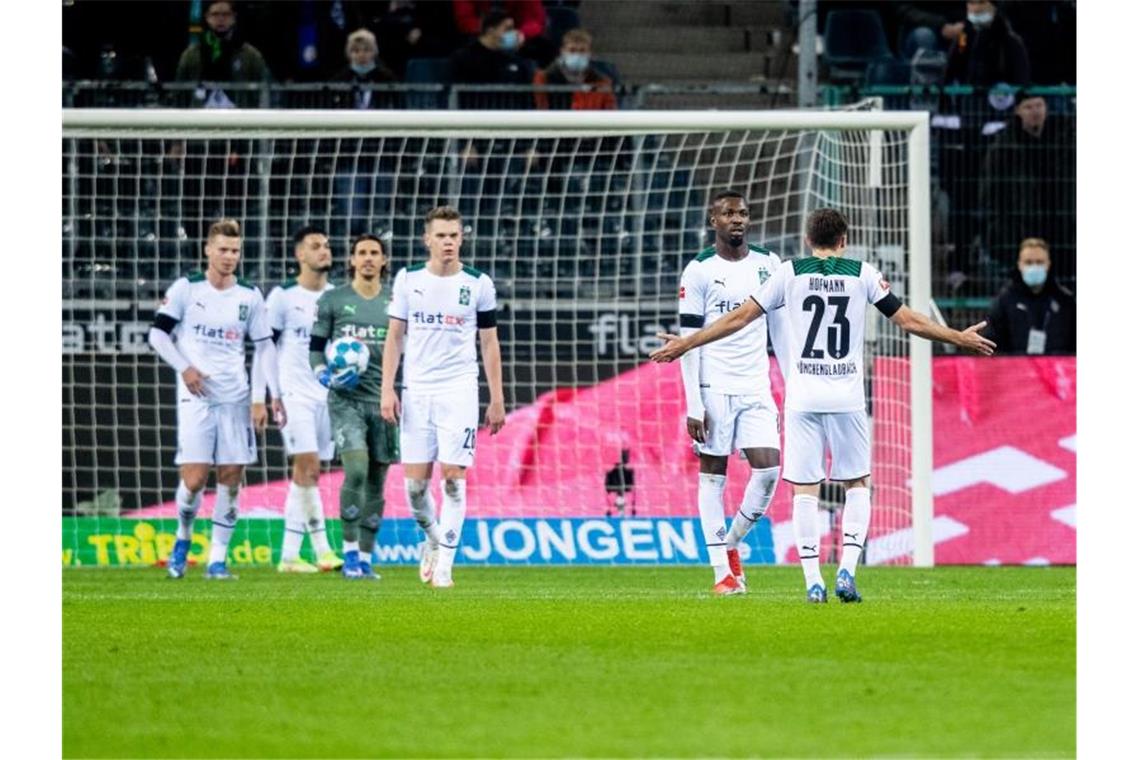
[
  {"x1": 205, "y1": 561, "x2": 237, "y2": 580},
  {"x1": 806, "y1": 583, "x2": 828, "y2": 604},
  {"x1": 342, "y1": 550, "x2": 363, "y2": 579},
  {"x1": 167, "y1": 539, "x2": 190, "y2": 579},
  {"x1": 835, "y1": 569, "x2": 863, "y2": 603}
]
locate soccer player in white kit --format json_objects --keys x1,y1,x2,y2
[
  {"x1": 255, "y1": 226, "x2": 343, "y2": 573},
  {"x1": 147, "y1": 218, "x2": 281, "y2": 580},
  {"x1": 380, "y1": 206, "x2": 506, "y2": 588},
  {"x1": 678, "y1": 192, "x2": 785, "y2": 596},
  {"x1": 653, "y1": 209, "x2": 995, "y2": 602}
]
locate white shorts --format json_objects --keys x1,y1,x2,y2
[
  {"x1": 279, "y1": 393, "x2": 334, "y2": 460},
  {"x1": 400, "y1": 386, "x2": 479, "y2": 467},
  {"x1": 696, "y1": 391, "x2": 780, "y2": 457},
  {"x1": 782, "y1": 410, "x2": 871, "y2": 484},
  {"x1": 175, "y1": 399, "x2": 256, "y2": 466}
]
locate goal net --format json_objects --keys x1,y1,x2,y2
[{"x1": 61, "y1": 108, "x2": 932, "y2": 569}]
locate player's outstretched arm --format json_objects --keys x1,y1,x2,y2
[
  {"x1": 890, "y1": 305, "x2": 996, "y2": 355},
  {"x1": 479, "y1": 327, "x2": 506, "y2": 434},
  {"x1": 650, "y1": 299, "x2": 764, "y2": 363},
  {"x1": 380, "y1": 317, "x2": 406, "y2": 424}
]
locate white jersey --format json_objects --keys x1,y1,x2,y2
[
  {"x1": 679, "y1": 244, "x2": 783, "y2": 396},
  {"x1": 752, "y1": 256, "x2": 898, "y2": 413},
  {"x1": 265, "y1": 279, "x2": 334, "y2": 403},
  {"x1": 388, "y1": 263, "x2": 497, "y2": 393},
  {"x1": 157, "y1": 272, "x2": 271, "y2": 404}
]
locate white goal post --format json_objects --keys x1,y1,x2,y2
[{"x1": 62, "y1": 108, "x2": 933, "y2": 568}]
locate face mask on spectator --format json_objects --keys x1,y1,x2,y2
[
  {"x1": 561, "y1": 53, "x2": 590, "y2": 73},
  {"x1": 967, "y1": 11, "x2": 994, "y2": 26},
  {"x1": 1021, "y1": 264, "x2": 1047, "y2": 288},
  {"x1": 499, "y1": 30, "x2": 520, "y2": 51},
  {"x1": 351, "y1": 62, "x2": 377, "y2": 75}
]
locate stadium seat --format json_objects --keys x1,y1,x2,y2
[
  {"x1": 404, "y1": 58, "x2": 451, "y2": 109},
  {"x1": 823, "y1": 10, "x2": 893, "y2": 82},
  {"x1": 864, "y1": 59, "x2": 912, "y2": 87},
  {"x1": 590, "y1": 59, "x2": 622, "y2": 87}
]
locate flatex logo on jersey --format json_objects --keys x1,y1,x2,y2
[
  {"x1": 338, "y1": 324, "x2": 387, "y2": 340},
  {"x1": 411, "y1": 311, "x2": 467, "y2": 328},
  {"x1": 191, "y1": 323, "x2": 244, "y2": 346}
]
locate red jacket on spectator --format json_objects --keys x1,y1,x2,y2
[
  {"x1": 533, "y1": 66, "x2": 617, "y2": 110},
  {"x1": 454, "y1": 0, "x2": 545, "y2": 39}
]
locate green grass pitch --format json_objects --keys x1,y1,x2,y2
[{"x1": 64, "y1": 565, "x2": 1074, "y2": 758}]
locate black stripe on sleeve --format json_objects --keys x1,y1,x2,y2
[
  {"x1": 476, "y1": 310, "x2": 497, "y2": 328},
  {"x1": 679, "y1": 313, "x2": 704, "y2": 329},
  {"x1": 874, "y1": 293, "x2": 903, "y2": 318},
  {"x1": 309, "y1": 335, "x2": 329, "y2": 354},
  {"x1": 152, "y1": 313, "x2": 179, "y2": 334}
]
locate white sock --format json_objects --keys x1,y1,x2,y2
[
  {"x1": 343, "y1": 540, "x2": 359, "y2": 556},
  {"x1": 405, "y1": 479, "x2": 442, "y2": 545},
  {"x1": 793, "y1": 494, "x2": 824, "y2": 589},
  {"x1": 281, "y1": 483, "x2": 305, "y2": 562},
  {"x1": 726, "y1": 466, "x2": 780, "y2": 549},
  {"x1": 696, "y1": 473, "x2": 730, "y2": 581},
  {"x1": 840, "y1": 487, "x2": 872, "y2": 576},
  {"x1": 435, "y1": 478, "x2": 467, "y2": 574},
  {"x1": 175, "y1": 481, "x2": 202, "y2": 541},
  {"x1": 298, "y1": 484, "x2": 331, "y2": 556},
  {"x1": 208, "y1": 484, "x2": 240, "y2": 565}
]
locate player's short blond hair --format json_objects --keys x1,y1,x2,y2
[
  {"x1": 1019, "y1": 237, "x2": 1050, "y2": 254},
  {"x1": 207, "y1": 218, "x2": 241, "y2": 241},
  {"x1": 562, "y1": 29, "x2": 593, "y2": 48},
  {"x1": 424, "y1": 205, "x2": 462, "y2": 229},
  {"x1": 345, "y1": 28, "x2": 378, "y2": 56}
]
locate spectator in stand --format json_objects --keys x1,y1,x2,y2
[
  {"x1": 376, "y1": 1, "x2": 462, "y2": 78},
  {"x1": 943, "y1": 1, "x2": 1030, "y2": 87},
  {"x1": 533, "y1": 29, "x2": 616, "y2": 110},
  {"x1": 449, "y1": 9, "x2": 533, "y2": 109},
  {"x1": 175, "y1": 1, "x2": 271, "y2": 107},
  {"x1": 979, "y1": 92, "x2": 1076, "y2": 284},
  {"x1": 984, "y1": 238, "x2": 1075, "y2": 355},
  {"x1": 330, "y1": 28, "x2": 398, "y2": 109},
  {"x1": 454, "y1": 0, "x2": 555, "y2": 66}
]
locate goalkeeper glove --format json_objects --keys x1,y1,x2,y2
[{"x1": 317, "y1": 366, "x2": 360, "y2": 391}]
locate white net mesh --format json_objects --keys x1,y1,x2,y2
[{"x1": 62, "y1": 107, "x2": 923, "y2": 568}]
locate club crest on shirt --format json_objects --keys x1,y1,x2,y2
[
  {"x1": 758, "y1": 268, "x2": 771, "y2": 285},
  {"x1": 459, "y1": 285, "x2": 471, "y2": 306},
  {"x1": 238, "y1": 304, "x2": 249, "y2": 321}
]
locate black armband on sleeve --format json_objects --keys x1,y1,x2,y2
[
  {"x1": 679, "y1": 313, "x2": 704, "y2": 329},
  {"x1": 874, "y1": 293, "x2": 903, "y2": 318},
  {"x1": 309, "y1": 335, "x2": 329, "y2": 354},
  {"x1": 272, "y1": 328, "x2": 282, "y2": 344},
  {"x1": 476, "y1": 310, "x2": 497, "y2": 328},
  {"x1": 152, "y1": 313, "x2": 179, "y2": 334}
]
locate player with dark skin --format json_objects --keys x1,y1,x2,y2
[{"x1": 690, "y1": 195, "x2": 781, "y2": 479}]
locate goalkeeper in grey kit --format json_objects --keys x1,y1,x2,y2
[{"x1": 309, "y1": 234, "x2": 400, "y2": 579}]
